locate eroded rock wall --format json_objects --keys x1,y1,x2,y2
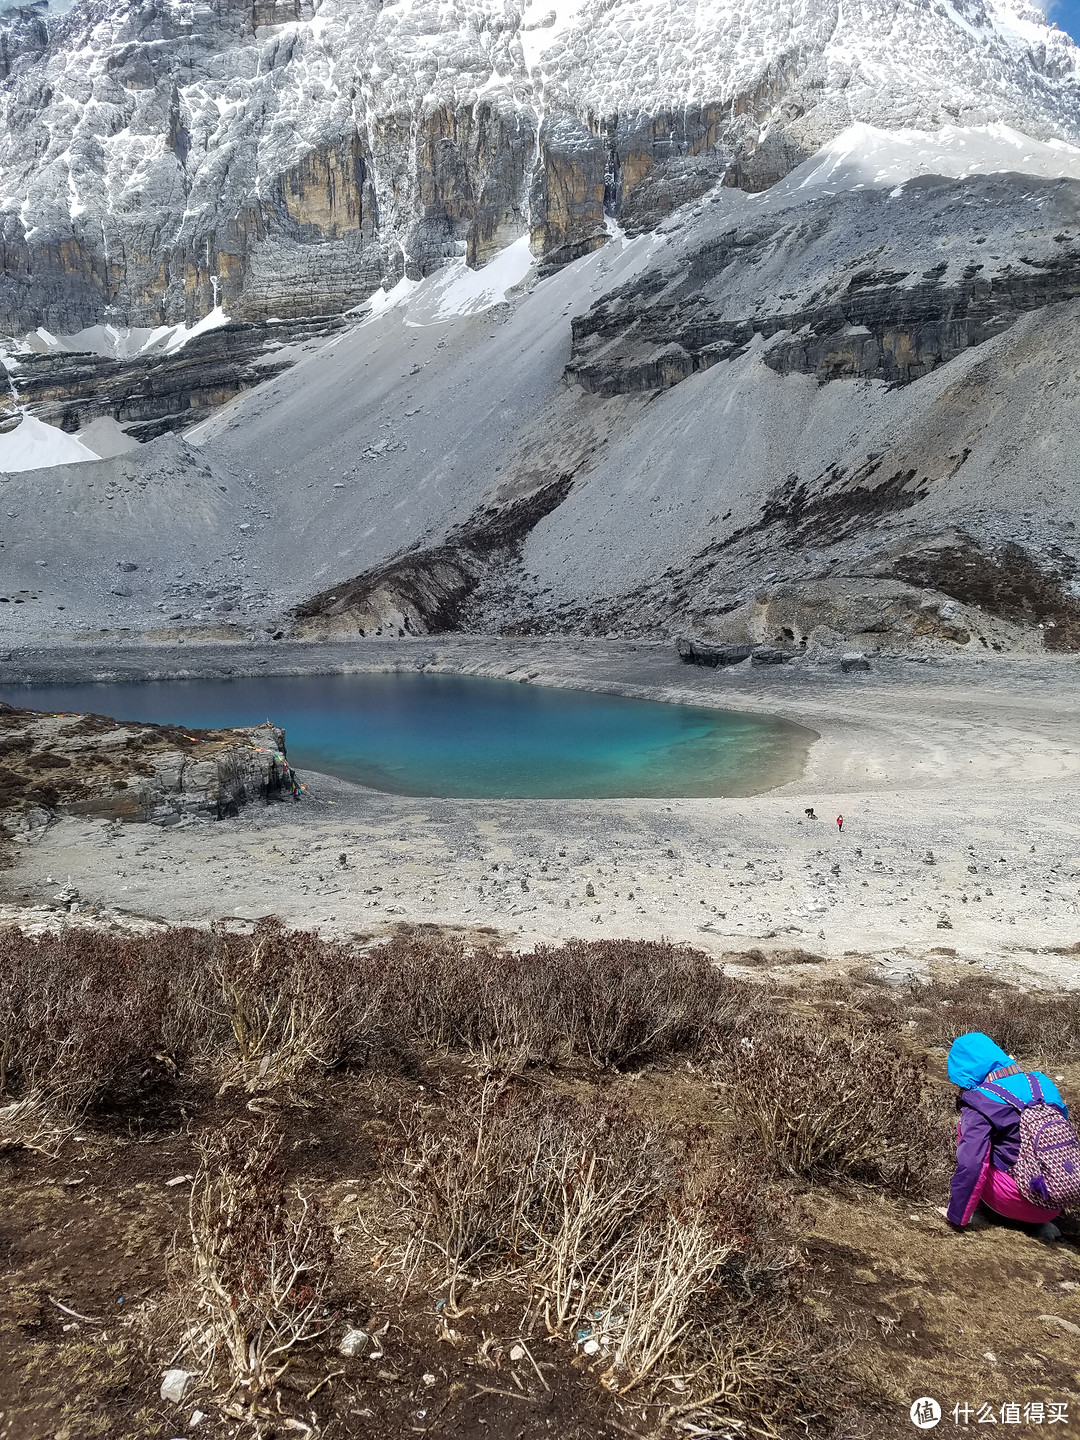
[
  {"x1": 566, "y1": 174, "x2": 1080, "y2": 395},
  {"x1": 2, "y1": 0, "x2": 1079, "y2": 331}
]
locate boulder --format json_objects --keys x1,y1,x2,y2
[
  {"x1": 677, "y1": 638, "x2": 755, "y2": 668},
  {"x1": 0, "y1": 709, "x2": 299, "y2": 825}
]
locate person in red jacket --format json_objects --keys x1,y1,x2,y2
[{"x1": 836, "y1": 814, "x2": 843, "y2": 833}]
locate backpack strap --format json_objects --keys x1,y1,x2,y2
[
  {"x1": 1028, "y1": 1072, "x2": 1045, "y2": 1104},
  {"x1": 976, "y1": 1080, "x2": 1025, "y2": 1111}
]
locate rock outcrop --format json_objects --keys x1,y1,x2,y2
[
  {"x1": 567, "y1": 173, "x2": 1080, "y2": 396},
  {"x1": 293, "y1": 475, "x2": 575, "y2": 637},
  {"x1": 4, "y1": 313, "x2": 346, "y2": 441},
  {"x1": 0, "y1": 705, "x2": 299, "y2": 827}
]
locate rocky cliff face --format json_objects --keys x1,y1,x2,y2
[
  {"x1": 3, "y1": 3, "x2": 1080, "y2": 656},
  {"x1": 566, "y1": 171, "x2": 1080, "y2": 395},
  {"x1": 1, "y1": 0, "x2": 1079, "y2": 333},
  {"x1": 3, "y1": 312, "x2": 345, "y2": 440}
]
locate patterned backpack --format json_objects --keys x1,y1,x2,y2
[{"x1": 979, "y1": 1072, "x2": 1080, "y2": 1210}]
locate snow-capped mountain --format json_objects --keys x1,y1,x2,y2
[
  {"x1": 3, "y1": 0, "x2": 1080, "y2": 657},
  {"x1": 1, "y1": 0, "x2": 1079, "y2": 331}
]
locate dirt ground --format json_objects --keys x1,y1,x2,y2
[{"x1": 3, "y1": 1007, "x2": 1080, "y2": 1440}]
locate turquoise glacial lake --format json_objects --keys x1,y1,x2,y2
[{"x1": 0, "y1": 672, "x2": 812, "y2": 799}]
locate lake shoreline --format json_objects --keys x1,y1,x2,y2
[
  {"x1": 0, "y1": 665, "x2": 817, "y2": 801},
  {"x1": 2, "y1": 637, "x2": 1079, "y2": 985}
]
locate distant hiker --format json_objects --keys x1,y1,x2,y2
[
  {"x1": 836, "y1": 814, "x2": 843, "y2": 833},
  {"x1": 946, "y1": 1032, "x2": 1080, "y2": 1240},
  {"x1": 805, "y1": 807, "x2": 817, "y2": 819}
]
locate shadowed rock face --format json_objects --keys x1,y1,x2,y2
[
  {"x1": 566, "y1": 174, "x2": 1080, "y2": 395},
  {"x1": 1, "y1": 0, "x2": 1079, "y2": 332},
  {"x1": 293, "y1": 476, "x2": 575, "y2": 638}
]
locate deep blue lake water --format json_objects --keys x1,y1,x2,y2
[{"x1": 0, "y1": 672, "x2": 811, "y2": 799}]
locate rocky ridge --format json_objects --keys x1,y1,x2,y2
[
  {"x1": 4, "y1": 312, "x2": 347, "y2": 441},
  {"x1": 567, "y1": 172, "x2": 1080, "y2": 395}
]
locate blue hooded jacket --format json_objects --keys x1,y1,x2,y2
[
  {"x1": 947, "y1": 1032, "x2": 1064, "y2": 1109},
  {"x1": 946, "y1": 1032, "x2": 1067, "y2": 1225}
]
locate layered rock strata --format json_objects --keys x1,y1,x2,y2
[
  {"x1": 4, "y1": 314, "x2": 346, "y2": 441},
  {"x1": 566, "y1": 174, "x2": 1080, "y2": 394}
]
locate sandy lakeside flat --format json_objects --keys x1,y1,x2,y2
[{"x1": 2, "y1": 637, "x2": 1079, "y2": 984}]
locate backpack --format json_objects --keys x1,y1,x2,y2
[{"x1": 979, "y1": 1073, "x2": 1080, "y2": 1210}]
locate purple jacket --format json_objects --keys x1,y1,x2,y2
[{"x1": 948, "y1": 1084, "x2": 1067, "y2": 1225}]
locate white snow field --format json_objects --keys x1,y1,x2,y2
[
  {"x1": 24, "y1": 308, "x2": 231, "y2": 362},
  {"x1": 0, "y1": 413, "x2": 98, "y2": 472}
]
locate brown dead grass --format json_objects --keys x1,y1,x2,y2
[{"x1": 0, "y1": 925, "x2": 1078, "y2": 1438}]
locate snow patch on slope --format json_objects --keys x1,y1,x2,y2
[
  {"x1": 772, "y1": 120, "x2": 1080, "y2": 203},
  {"x1": 27, "y1": 308, "x2": 230, "y2": 361},
  {"x1": 358, "y1": 237, "x2": 535, "y2": 327},
  {"x1": 405, "y1": 237, "x2": 535, "y2": 325},
  {"x1": 0, "y1": 414, "x2": 98, "y2": 472}
]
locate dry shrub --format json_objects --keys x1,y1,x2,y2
[
  {"x1": 380, "y1": 1083, "x2": 838, "y2": 1428},
  {"x1": 214, "y1": 918, "x2": 359, "y2": 1090},
  {"x1": 0, "y1": 925, "x2": 763, "y2": 1120},
  {"x1": 732, "y1": 1013, "x2": 941, "y2": 1193},
  {"x1": 0, "y1": 926, "x2": 199, "y2": 1116},
  {"x1": 171, "y1": 1119, "x2": 333, "y2": 1395},
  {"x1": 903, "y1": 976, "x2": 1080, "y2": 1065},
  {"x1": 369, "y1": 935, "x2": 756, "y2": 1070},
  {"x1": 0, "y1": 921, "x2": 372, "y2": 1112},
  {"x1": 829, "y1": 972, "x2": 1080, "y2": 1070},
  {"x1": 0, "y1": 1097, "x2": 72, "y2": 1157},
  {"x1": 529, "y1": 939, "x2": 745, "y2": 1068}
]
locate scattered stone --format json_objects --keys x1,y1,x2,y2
[
  {"x1": 160, "y1": 1369, "x2": 196, "y2": 1403},
  {"x1": 1038, "y1": 1314, "x2": 1080, "y2": 1336},
  {"x1": 339, "y1": 1327, "x2": 369, "y2": 1357},
  {"x1": 840, "y1": 653, "x2": 871, "y2": 673}
]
